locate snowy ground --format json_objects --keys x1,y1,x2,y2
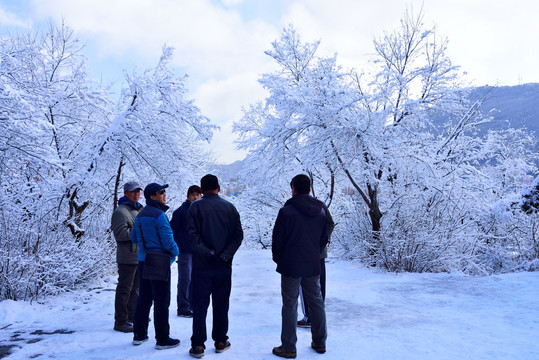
[{"x1": 0, "y1": 249, "x2": 538, "y2": 360}]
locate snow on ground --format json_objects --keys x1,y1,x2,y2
[{"x1": 0, "y1": 249, "x2": 538, "y2": 360}]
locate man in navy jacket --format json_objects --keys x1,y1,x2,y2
[
  {"x1": 170, "y1": 185, "x2": 201, "y2": 317},
  {"x1": 272, "y1": 174, "x2": 328, "y2": 358},
  {"x1": 187, "y1": 174, "x2": 243, "y2": 358}
]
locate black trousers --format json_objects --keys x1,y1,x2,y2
[
  {"x1": 133, "y1": 261, "x2": 172, "y2": 342},
  {"x1": 190, "y1": 265, "x2": 232, "y2": 346},
  {"x1": 114, "y1": 263, "x2": 139, "y2": 326}
]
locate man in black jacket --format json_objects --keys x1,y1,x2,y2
[
  {"x1": 187, "y1": 174, "x2": 243, "y2": 358},
  {"x1": 272, "y1": 174, "x2": 328, "y2": 358}
]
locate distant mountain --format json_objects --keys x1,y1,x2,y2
[
  {"x1": 470, "y1": 83, "x2": 539, "y2": 135},
  {"x1": 210, "y1": 159, "x2": 246, "y2": 183},
  {"x1": 213, "y1": 84, "x2": 539, "y2": 182},
  {"x1": 466, "y1": 83, "x2": 538, "y2": 167}
]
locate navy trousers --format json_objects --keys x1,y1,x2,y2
[
  {"x1": 177, "y1": 253, "x2": 193, "y2": 313},
  {"x1": 190, "y1": 265, "x2": 232, "y2": 346}
]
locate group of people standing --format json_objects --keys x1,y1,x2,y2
[{"x1": 111, "y1": 173, "x2": 331, "y2": 358}]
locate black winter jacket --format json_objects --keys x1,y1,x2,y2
[
  {"x1": 272, "y1": 194, "x2": 329, "y2": 277},
  {"x1": 187, "y1": 193, "x2": 243, "y2": 269}
]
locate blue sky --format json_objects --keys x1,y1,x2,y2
[{"x1": 1, "y1": 0, "x2": 538, "y2": 164}]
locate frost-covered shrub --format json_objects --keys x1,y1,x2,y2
[
  {"x1": 476, "y1": 195, "x2": 539, "y2": 272},
  {"x1": 327, "y1": 197, "x2": 372, "y2": 261},
  {"x1": 0, "y1": 197, "x2": 115, "y2": 301}
]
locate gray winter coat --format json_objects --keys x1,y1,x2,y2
[{"x1": 111, "y1": 197, "x2": 143, "y2": 264}]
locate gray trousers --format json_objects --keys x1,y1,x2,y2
[
  {"x1": 280, "y1": 274, "x2": 327, "y2": 352},
  {"x1": 114, "y1": 263, "x2": 139, "y2": 326}
]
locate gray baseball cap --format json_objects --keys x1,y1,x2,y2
[{"x1": 123, "y1": 181, "x2": 142, "y2": 192}]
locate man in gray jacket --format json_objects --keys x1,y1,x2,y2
[{"x1": 111, "y1": 181, "x2": 143, "y2": 333}]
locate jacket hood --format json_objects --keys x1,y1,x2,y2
[
  {"x1": 285, "y1": 194, "x2": 323, "y2": 217},
  {"x1": 118, "y1": 196, "x2": 142, "y2": 210}
]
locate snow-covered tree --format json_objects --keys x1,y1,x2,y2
[
  {"x1": 0, "y1": 23, "x2": 216, "y2": 300},
  {"x1": 0, "y1": 22, "x2": 114, "y2": 300},
  {"x1": 234, "y1": 11, "x2": 537, "y2": 273}
]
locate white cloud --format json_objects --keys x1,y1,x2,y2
[
  {"x1": 4, "y1": 0, "x2": 539, "y2": 163},
  {"x1": 0, "y1": 8, "x2": 27, "y2": 27},
  {"x1": 25, "y1": 0, "x2": 280, "y2": 163},
  {"x1": 281, "y1": 0, "x2": 539, "y2": 86},
  {"x1": 221, "y1": 0, "x2": 244, "y2": 6},
  {"x1": 192, "y1": 71, "x2": 270, "y2": 164},
  {"x1": 29, "y1": 0, "x2": 277, "y2": 77}
]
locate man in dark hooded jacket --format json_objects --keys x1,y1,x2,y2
[
  {"x1": 111, "y1": 181, "x2": 143, "y2": 333},
  {"x1": 272, "y1": 174, "x2": 328, "y2": 358}
]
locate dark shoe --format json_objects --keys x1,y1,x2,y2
[
  {"x1": 215, "y1": 340, "x2": 231, "y2": 353},
  {"x1": 297, "y1": 317, "x2": 311, "y2": 328},
  {"x1": 155, "y1": 337, "x2": 180, "y2": 350},
  {"x1": 272, "y1": 346, "x2": 297, "y2": 358},
  {"x1": 189, "y1": 345, "x2": 205, "y2": 358},
  {"x1": 132, "y1": 336, "x2": 149, "y2": 346},
  {"x1": 114, "y1": 323, "x2": 134, "y2": 333},
  {"x1": 311, "y1": 341, "x2": 326, "y2": 354},
  {"x1": 178, "y1": 310, "x2": 194, "y2": 318}
]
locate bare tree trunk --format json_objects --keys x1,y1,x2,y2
[
  {"x1": 113, "y1": 155, "x2": 125, "y2": 211},
  {"x1": 65, "y1": 187, "x2": 89, "y2": 240},
  {"x1": 331, "y1": 140, "x2": 383, "y2": 238},
  {"x1": 367, "y1": 183, "x2": 382, "y2": 239}
]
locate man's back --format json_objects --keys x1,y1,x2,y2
[
  {"x1": 187, "y1": 193, "x2": 243, "y2": 268},
  {"x1": 187, "y1": 175, "x2": 243, "y2": 355},
  {"x1": 272, "y1": 194, "x2": 328, "y2": 277}
]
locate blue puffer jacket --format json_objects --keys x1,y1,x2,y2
[{"x1": 131, "y1": 199, "x2": 179, "y2": 264}]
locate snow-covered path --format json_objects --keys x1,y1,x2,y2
[{"x1": 1, "y1": 249, "x2": 538, "y2": 359}]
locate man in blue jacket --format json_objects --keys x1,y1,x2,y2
[
  {"x1": 272, "y1": 174, "x2": 328, "y2": 358},
  {"x1": 130, "y1": 183, "x2": 180, "y2": 350},
  {"x1": 170, "y1": 185, "x2": 202, "y2": 318},
  {"x1": 187, "y1": 174, "x2": 243, "y2": 358}
]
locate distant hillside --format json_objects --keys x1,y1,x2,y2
[
  {"x1": 471, "y1": 83, "x2": 539, "y2": 135},
  {"x1": 210, "y1": 159, "x2": 246, "y2": 183}
]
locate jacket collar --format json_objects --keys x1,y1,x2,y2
[
  {"x1": 118, "y1": 196, "x2": 142, "y2": 210},
  {"x1": 145, "y1": 198, "x2": 169, "y2": 212}
]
